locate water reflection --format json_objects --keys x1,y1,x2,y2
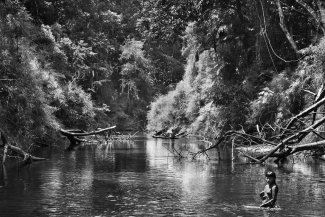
[
  {"x1": 0, "y1": 137, "x2": 324, "y2": 216},
  {"x1": 0, "y1": 165, "x2": 7, "y2": 187}
]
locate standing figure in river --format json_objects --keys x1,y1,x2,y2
[{"x1": 259, "y1": 171, "x2": 278, "y2": 208}]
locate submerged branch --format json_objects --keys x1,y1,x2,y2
[
  {"x1": 1, "y1": 131, "x2": 46, "y2": 165},
  {"x1": 196, "y1": 131, "x2": 276, "y2": 156}
]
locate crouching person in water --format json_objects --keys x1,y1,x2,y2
[{"x1": 259, "y1": 171, "x2": 278, "y2": 208}]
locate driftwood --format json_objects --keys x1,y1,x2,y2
[
  {"x1": 175, "y1": 131, "x2": 187, "y2": 138},
  {"x1": 152, "y1": 127, "x2": 183, "y2": 139},
  {"x1": 192, "y1": 88, "x2": 325, "y2": 163},
  {"x1": 256, "y1": 140, "x2": 325, "y2": 160},
  {"x1": 256, "y1": 116, "x2": 325, "y2": 163},
  {"x1": 191, "y1": 130, "x2": 277, "y2": 159},
  {"x1": 60, "y1": 126, "x2": 116, "y2": 150},
  {"x1": 0, "y1": 131, "x2": 46, "y2": 165}
]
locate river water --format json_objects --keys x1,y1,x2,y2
[{"x1": 0, "y1": 136, "x2": 325, "y2": 216}]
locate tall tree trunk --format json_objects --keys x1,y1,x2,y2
[
  {"x1": 295, "y1": 0, "x2": 325, "y2": 35},
  {"x1": 276, "y1": 0, "x2": 299, "y2": 53}
]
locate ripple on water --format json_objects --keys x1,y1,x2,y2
[{"x1": 0, "y1": 140, "x2": 325, "y2": 216}]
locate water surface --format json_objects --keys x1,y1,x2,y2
[{"x1": 0, "y1": 137, "x2": 324, "y2": 216}]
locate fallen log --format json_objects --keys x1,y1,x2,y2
[
  {"x1": 290, "y1": 140, "x2": 325, "y2": 152},
  {"x1": 237, "y1": 150, "x2": 261, "y2": 162},
  {"x1": 1, "y1": 131, "x2": 46, "y2": 165},
  {"x1": 190, "y1": 85, "x2": 325, "y2": 163},
  {"x1": 193, "y1": 130, "x2": 277, "y2": 158},
  {"x1": 258, "y1": 116, "x2": 325, "y2": 163},
  {"x1": 59, "y1": 126, "x2": 116, "y2": 137},
  {"x1": 264, "y1": 140, "x2": 325, "y2": 162},
  {"x1": 175, "y1": 131, "x2": 187, "y2": 137},
  {"x1": 5, "y1": 143, "x2": 46, "y2": 164},
  {"x1": 237, "y1": 140, "x2": 325, "y2": 163},
  {"x1": 153, "y1": 127, "x2": 183, "y2": 139},
  {"x1": 192, "y1": 116, "x2": 325, "y2": 162},
  {"x1": 60, "y1": 126, "x2": 116, "y2": 150}
]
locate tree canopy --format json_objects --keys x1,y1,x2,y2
[{"x1": 0, "y1": 0, "x2": 324, "y2": 145}]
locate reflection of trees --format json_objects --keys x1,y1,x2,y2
[
  {"x1": 0, "y1": 165, "x2": 7, "y2": 187},
  {"x1": 160, "y1": 139, "x2": 220, "y2": 160},
  {"x1": 112, "y1": 140, "x2": 148, "y2": 172},
  {"x1": 1, "y1": 138, "x2": 325, "y2": 216},
  {"x1": 37, "y1": 149, "x2": 96, "y2": 215},
  {"x1": 162, "y1": 140, "x2": 190, "y2": 159}
]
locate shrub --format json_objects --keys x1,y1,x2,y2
[{"x1": 55, "y1": 81, "x2": 95, "y2": 129}]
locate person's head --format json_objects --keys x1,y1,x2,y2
[{"x1": 265, "y1": 170, "x2": 276, "y2": 184}]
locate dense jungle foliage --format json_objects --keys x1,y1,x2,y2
[{"x1": 0, "y1": 0, "x2": 324, "y2": 146}]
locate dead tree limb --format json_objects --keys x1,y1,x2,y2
[
  {"x1": 268, "y1": 140, "x2": 325, "y2": 162},
  {"x1": 192, "y1": 130, "x2": 276, "y2": 159},
  {"x1": 289, "y1": 140, "x2": 325, "y2": 153},
  {"x1": 1, "y1": 131, "x2": 46, "y2": 165},
  {"x1": 60, "y1": 126, "x2": 116, "y2": 150},
  {"x1": 312, "y1": 131, "x2": 325, "y2": 140},
  {"x1": 212, "y1": 131, "x2": 276, "y2": 148},
  {"x1": 191, "y1": 85, "x2": 325, "y2": 163},
  {"x1": 259, "y1": 116, "x2": 325, "y2": 163},
  {"x1": 6, "y1": 143, "x2": 46, "y2": 164},
  {"x1": 202, "y1": 116, "x2": 325, "y2": 163},
  {"x1": 60, "y1": 126, "x2": 116, "y2": 137},
  {"x1": 303, "y1": 89, "x2": 316, "y2": 96},
  {"x1": 282, "y1": 96, "x2": 325, "y2": 137},
  {"x1": 237, "y1": 150, "x2": 261, "y2": 162},
  {"x1": 238, "y1": 140, "x2": 325, "y2": 163},
  {"x1": 312, "y1": 85, "x2": 325, "y2": 124}
]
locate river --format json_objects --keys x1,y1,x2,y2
[{"x1": 0, "y1": 136, "x2": 325, "y2": 216}]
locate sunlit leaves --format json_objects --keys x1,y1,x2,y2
[
  {"x1": 120, "y1": 38, "x2": 153, "y2": 99},
  {"x1": 120, "y1": 39, "x2": 145, "y2": 61},
  {"x1": 59, "y1": 38, "x2": 96, "y2": 80}
]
